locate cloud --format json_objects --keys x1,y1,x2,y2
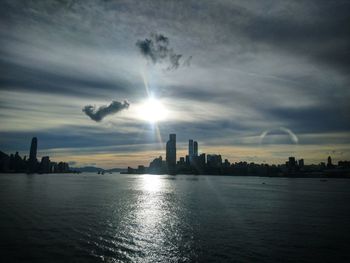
[
  {"x1": 136, "y1": 33, "x2": 190, "y2": 70},
  {"x1": 82, "y1": 100, "x2": 130, "y2": 122}
]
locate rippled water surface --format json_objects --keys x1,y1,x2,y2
[{"x1": 1, "y1": 173, "x2": 350, "y2": 262}]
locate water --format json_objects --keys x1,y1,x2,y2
[{"x1": 0, "y1": 173, "x2": 349, "y2": 262}]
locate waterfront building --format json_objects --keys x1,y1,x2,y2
[
  {"x1": 194, "y1": 141, "x2": 198, "y2": 157},
  {"x1": 166, "y1": 134, "x2": 176, "y2": 173}
]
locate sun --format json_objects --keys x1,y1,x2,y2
[{"x1": 137, "y1": 97, "x2": 168, "y2": 123}]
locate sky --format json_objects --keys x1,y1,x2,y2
[{"x1": 0, "y1": 0, "x2": 349, "y2": 168}]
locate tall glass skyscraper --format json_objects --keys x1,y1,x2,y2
[
  {"x1": 193, "y1": 141, "x2": 198, "y2": 156},
  {"x1": 166, "y1": 134, "x2": 176, "y2": 173},
  {"x1": 29, "y1": 137, "x2": 37, "y2": 161},
  {"x1": 28, "y1": 137, "x2": 38, "y2": 173},
  {"x1": 188, "y1": 139, "x2": 194, "y2": 157}
]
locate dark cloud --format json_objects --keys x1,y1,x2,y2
[
  {"x1": 82, "y1": 100, "x2": 130, "y2": 122},
  {"x1": 136, "y1": 33, "x2": 190, "y2": 70}
]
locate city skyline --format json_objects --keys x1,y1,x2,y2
[
  {"x1": 0, "y1": 134, "x2": 349, "y2": 169},
  {"x1": 127, "y1": 133, "x2": 349, "y2": 176},
  {"x1": 0, "y1": 137, "x2": 71, "y2": 173},
  {"x1": 1, "y1": 135, "x2": 348, "y2": 174},
  {"x1": 1, "y1": 1, "x2": 349, "y2": 168}
]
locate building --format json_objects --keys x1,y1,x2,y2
[
  {"x1": 223, "y1": 159, "x2": 230, "y2": 168},
  {"x1": 28, "y1": 137, "x2": 38, "y2": 172},
  {"x1": 189, "y1": 139, "x2": 198, "y2": 165},
  {"x1": 149, "y1": 156, "x2": 164, "y2": 173},
  {"x1": 327, "y1": 156, "x2": 333, "y2": 168},
  {"x1": 56, "y1": 162, "x2": 69, "y2": 173},
  {"x1": 288, "y1": 157, "x2": 296, "y2": 167},
  {"x1": 166, "y1": 134, "x2": 176, "y2": 173},
  {"x1": 188, "y1": 139, "x2": 194, "y2": 157},
  {"x1": 199, "y1": 153, "x2": 206, "y2": 167},
  {"x1": 298, "y1": 159, "x2": 304, "y2": 168},
  {"x1": 178, "y1": 157, "x2": 185, "y2": 165},
  {"x1": 193, "y1": 141, "x2": 198, "y2": 156},
  {"x1": 50, "y1": 162, "x2": 57, "y2": 173},
  {"x1": 185, "y1": 155, "x2": 190, "y2": 165},
  {"x1": 29, "y1": 137, "x2": 37, "y2": 161},
  {"x1": 40, "y1": 156, "x2": 51, "y2": 173},
  {"x1": 207, "y1": 154, "x2": 222, "y2": 168}
]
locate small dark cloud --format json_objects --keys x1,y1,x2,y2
[
  {"x1": 82, "y1": 100, "x2": 130, "y2": 122},
  {"x1": 136, "y1": 33, "x2": 191, "y2": 70}
]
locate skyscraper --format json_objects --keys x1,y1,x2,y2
[
  {"x1": 193, "y1": 141, "x2": 198, "y2": 156},
  {"x1": 28, "y1": 137, "x2": 38, "y2": 173},
  {"x1": 29, "y1": 137, "x2": 37, "y2": 161},
  {"x1": 40, "y1": 156, "x2": 51, "y2": 173},
  {"x1": 166, "y1": 134, "x2": 176, "y2": 173},
  {"x1": 327, "y1": 156, "x2": 333, "y2": 168},
  {"x1": 298, "y1": 159, "x2": 304, "y2": 168},
  {"x1": 188, "y1": 139, "x2": 194, "y2": 157}
]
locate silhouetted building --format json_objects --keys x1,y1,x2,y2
[
  {"x1": 149, "y1": 156, "x2": 165, "y2": 174},
  {"x1": 0, "y1": 137, "x2": 75, "y2": 174},
  {"x1": 56, "y1": 162, "x2": 69, "y2": 173},
  {"x1": 189, "y1": 139, "x2": 194, "y2": 157},
  {"x1": 185, "y1": 155, "x2": 190, "y2": 165},
  {"x1": 0, "y1": 151, "x2": 10, "y2": 172},
  {"x1": 40, "y1": 156, "x2": 51, "y2": 173},
  {"x1": 199, "y1": 153, "x2": 206, "y2": 167},
  {"x1": 194, "y1": 141, "x2": 198, "y2": 156},
  {"x1": 288, "y1": 157, "x2": 296, "y2": 167},
  {"x1": 327, "y1": 156, "x2": 333, "y2": 168},
  {"x1": 150, "y1": 156, "x2": 162, "y2": 167},
  {"x1": 286, "y1": 157, "x2": 298, "y2": 173},
  {"x1": 223, "y1": 159, "x2": 230, "y2": 168},
  {"x1": 188, "y1": 140, "x2": 198, "y2": 165},
  {"x1": 29, "y1": 137, "x2": 37, "y2": 161},
  {"x1": 12, "y1": 152, "x2": 25, "y2": 172},
  {"x1": 138, "y1": 165, "x2": 145, "y2": 173},
  {"x1": 207, "y1": 154, "x2": 222, "y2": 168},
  {"x1": 338, "y1": 161, "x2": 350, "y2": 168},
  {"x1": 179, "y1": 157, "x2": 185, "y2": 165},
  {"x1": 166, "y1": 134, "x2": 176, "y2": 173},
  {"x1": 28, "y1": 137, "x2": 38, "y2": 173},
  {"x1": 50, "y1": 162, "x2": 57, "y2": 173},
  {"x1": 298, "y1": 159, "x2": 304, "y2": 168}
]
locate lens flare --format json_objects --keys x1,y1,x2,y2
[{"x1": 260, "y1": 127, "x2": 299, "y2": 144}]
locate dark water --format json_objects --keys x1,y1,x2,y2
[{"x1": 1, "y1": 174, "x2": 350, "y2": 262}]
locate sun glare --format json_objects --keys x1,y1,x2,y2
[
  {"x1": 142, "y1": 174, "x2": 162, "y2": 192},
  {"x1": 138, "y1": 97, "x2": 168, "y2": 123}
]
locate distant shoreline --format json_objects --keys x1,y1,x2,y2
[{"x1": 1, "y1": 172, "x2": 349, "y2": 179}]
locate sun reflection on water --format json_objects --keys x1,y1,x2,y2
[
  {"x1": 102, "y1": 175, "x2": 196, "y2": 262},
  {"x1": 141, "y1": 174, "x2": 163, "y2": 192}
]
